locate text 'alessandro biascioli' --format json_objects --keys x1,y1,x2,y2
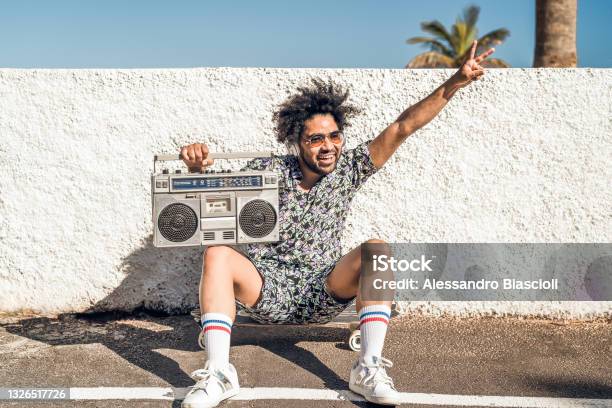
[{"x1": 370, "y1": 255, "x2": 559, "y2": 291}]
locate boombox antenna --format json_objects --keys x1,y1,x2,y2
[{"x1": 153, "y1": 152, "x2": 274, "y2": 173}]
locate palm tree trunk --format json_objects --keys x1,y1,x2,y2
[{"x1": 534, "y1": 0, "x2": 577, "y2": 67}]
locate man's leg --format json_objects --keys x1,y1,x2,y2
[
  {"x1": 325, "y1": 239, "x2": 393, "y2": 361},
  {"x1": 326, "y1": 239, "x2": 400, "y2": 405},
  {"x1": 199, "y1": 245, "x2": 263, "y2": 366},
  {"x1": 184, "y1": 246, "x2": 262, "y2": 407}
]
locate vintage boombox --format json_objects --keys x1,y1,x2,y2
[{"x1": 152, "y1": 152, "x2": 279, "y2": 247}]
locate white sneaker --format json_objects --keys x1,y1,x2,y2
[
  {"x1": 182, "y1": 361, "x2": 240, "y2": 408},
  {"x1": 349, "y1": 356, "x2": 402, "y2": 405}
]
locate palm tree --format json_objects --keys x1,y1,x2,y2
[
  {"x1": 406, "y1": 5, "x2": 510, "y2": 68},
  {"x1": 533, "y1": 0, "x2": 577, "y2": 67}
]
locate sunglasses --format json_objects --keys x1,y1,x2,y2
[{"x1": 303, "y1": 131, "x2": 344, "y2": 147}]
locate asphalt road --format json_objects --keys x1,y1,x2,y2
[{"x1": 0, "y1": 311, "x2": 610, "y2": 407}]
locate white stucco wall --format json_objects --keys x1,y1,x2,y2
[{"x1": 0, "y1": 68, "x2": 610, "y2": 319}]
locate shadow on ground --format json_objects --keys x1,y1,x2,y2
[
  {"x1": 1, "y1": 312, "x2": 354, "y2": 389},
  {"x1": 514, "y1": 374, "x2": 612, "y2": 399},
  {"x1": 1, "y1": 235, "x2": 361, "y2": 402}
]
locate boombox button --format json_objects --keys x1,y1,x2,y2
[
  {"x1": 162, "y1": 181, "x2": 168, "y2": 188},
  {"x1": 156, "y1": 181, "x2": 162, "y2": 188},
  {"x1": 265, "y1": 176, "x2": 277, "y2": 184}
]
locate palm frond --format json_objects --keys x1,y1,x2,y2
[
  {"x1": 407, "y1": 36, "x2": 436, "y2": 44},
  {"x1": 463, "y1": 6, "x2": 479, "y2": 48},
  {"x1": 406, "y1": 37, "x2": 454, "y2": 56},
  {"x1": 419, "y1": 21, "x2": 454, "y2": 48},
  {"x1": 452, "y1": 22, "x2": 473, "y2": 57},
  {"x1": 481, "y1": 58, "x2": 510, "y2": 68},
  {"x1": 406, "y1": 52, "x2": 457, "y2": 68},
  {"x1": 477, "y1": 29, "x2": 510, "y2": 49},
  {"x1": 463, "y1": 5, "x2": 480, "y2": 30}
]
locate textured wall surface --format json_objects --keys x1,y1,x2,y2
[{"x1": 0, "y1": 68, "x2": 610, "y2": 318}]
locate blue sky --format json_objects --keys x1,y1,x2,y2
[{"x1": 1, "y1": 0, "x2": 610, "y2": 68}]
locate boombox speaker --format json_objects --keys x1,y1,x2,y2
[{"x1": 152, "y1": 151, "x2": 280, "y2": 247}]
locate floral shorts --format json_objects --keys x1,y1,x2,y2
[{"x1": 234, "y1": 258, "x2": 355, "y2": 325}]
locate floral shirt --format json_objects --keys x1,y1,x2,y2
[{"x1": 239, "y1": 139, "x2": 378, "y2": 275}]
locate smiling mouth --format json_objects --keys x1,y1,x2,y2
[{"x1": 317, "y1": 154, "x2": 335, "y2": 165}]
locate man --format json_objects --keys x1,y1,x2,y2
[{"x1": 180, "y1": 40, "x2": 494, "y2": 408}]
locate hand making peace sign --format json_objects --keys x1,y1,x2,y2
[{"x1": 453, "y1": 40, "x2": 496, "y2": 87}]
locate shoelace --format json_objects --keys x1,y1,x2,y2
[
  {"x1": 361, "y1": 357, "x2": 396, "y2": 388},
  {"x1": 190, "y1": 368, "x2": 212, "y2": 382},
  {"x1": 189, "y1": 368, "x2": 229, "y2": 393}
]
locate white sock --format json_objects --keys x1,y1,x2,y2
[
  {"x1": 201, "y1": 312, "x2": 233, "y2": 367},
  {"x1": 359, "y1": 305, "x2": 391, "y2": 362}
]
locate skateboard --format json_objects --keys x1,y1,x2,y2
[{"x1": 191, "y1": 302, "x2": 398, "y2": 352}]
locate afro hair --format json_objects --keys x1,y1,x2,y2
[{"x1": 273, "y1": 78, "x2": 361, "y2": 146}]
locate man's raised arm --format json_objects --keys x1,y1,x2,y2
[{"x1": 368, "y1": 40, "x2": 495, "y2": 169}]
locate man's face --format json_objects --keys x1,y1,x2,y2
[{"x1": 297, "y1": 113, "x2": 343, "y2": 176}]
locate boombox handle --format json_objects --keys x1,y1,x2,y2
[{"x1": 153, "y1": 152, "x2": 273, "y2": 173}]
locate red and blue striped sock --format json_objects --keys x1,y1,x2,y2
[
  {"x1": 358, "y1": 305, "x2": 391, "y2": 362},
  {"x1": 201, "y1": 312, "x2": 233, "y2": 367}
]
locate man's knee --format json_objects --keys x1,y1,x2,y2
[
  {"x1": 360, "y1": 239, "x2": 395, "y2": 301},
  {"x1": 360, "y1": 239, "x2": 391, "y2": 277},
  {"x1": 203, "y1": 245, "x2": 236, "y2": 275},
  {"x1": 364, "y1": 238, "x2": 387, "y2": 245},
  {"x1": 203, "y1": 244, "x2": 234, "y2": 260},
  {"x1": 359, "y1": 240, "x2": 388, "y2": 257},
  {"x1": 361, "y1": 239, "x2": 390, "y2": 268}
]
